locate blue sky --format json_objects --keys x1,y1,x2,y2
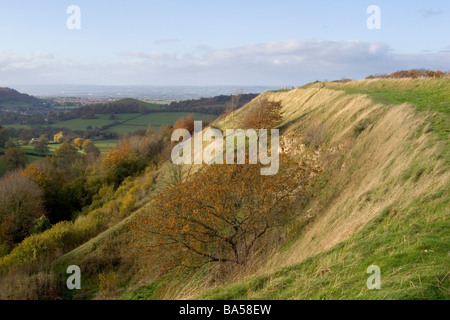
[{"x1": 0, "y1": 0, "x2": 449, "y2": 86}]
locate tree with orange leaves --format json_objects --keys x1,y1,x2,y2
[
  {"x1": 173, "y1": 115, "x2": 195, "y2": 134},
  {"x1": 73, "y1": 137, "x2": 85, "y2": 149},
  {"x1": 131, "y1": 154, "x2": 319, "y2": 268},
  {"x1": 242, "y1": 97, "x2": 283, "y2": 129}
]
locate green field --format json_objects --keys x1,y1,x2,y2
[
  {"x1": 21, "y1": 143, "x2": 59, "y2": 156},
  {"x1": 0, "y1": 101, "x2": 32, "y2": 108},
  {"x1": 46, "y1": 114, "x2": 138, "y2": 131},
  {"x1": 0, "y1": 109, "x2": 215, "y2": 175},
  {"x1": 44, "y1": 112, "x2": 216, "y2": 135},
  {"x1": 93, "y1": 139, "x2": 118, "y2": 153},
  {"x1": 107, "y1": 112, "x2": 216, "y2": 135}
]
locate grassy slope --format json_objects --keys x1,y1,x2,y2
[
  {"x1": 194, "y1": 78, "x2": 449, "y2": 299},
  {"x1": 18, "y1": 78, "x2": 448, "y2": 300}
]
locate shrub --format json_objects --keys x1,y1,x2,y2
[
  {"x1": 173, "y1": 115, "x2": 195, "y2": 134},
  {"x1": 366, "y1": 69, "x2": 446, "y2": 79},
  {"x1": 1, "y1": 147, "x2": 27, "y2": 170},
  {"x1": 73, "y1": 138, "x2": 85, "y2": 149},
  {"x1": 0, "y1": 172, "x2": 45, "y2": 245},
  {"x1": 120, "y1": 194, "x2": 136, "y2": 215},
  {"x1": 98, "y1": 272, "x2": 120, "y2": 298},
  {"x1": 304, "y1": 124, "x2": 326, "y2": 149},
  {"x1": 131, "y1": 154, "x2": 320, "y2": 268},
  {"x1": 0, "y1": 270, "x2": 59, "y2": 300},
  {"x1": 354, "y1": 120, "x2": 372, "y2": 137},
  {"x1": 82, "y1": 139, "x2": 100, "y2": 155},
  {"x1": 242, "y1": 98, "x2": 283, "y2": 129}
]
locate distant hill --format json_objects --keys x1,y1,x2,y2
[
  {"x1": 0, "y1": 87, "x2": 42, "y2": 107},
  {"x1": 64, "y1": 94, "x2": 258, "y2": 120}
]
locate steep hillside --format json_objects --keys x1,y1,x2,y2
[
  {"x1": 194, "y1": 78, "x2": 449, "y2": 299},
  {"x1": 1, "y1": 78, "x2": 447, "y2": 300},
  {"x1": 63, "y1": 78, "x2": 449, "y2": 299}
]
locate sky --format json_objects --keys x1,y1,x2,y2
[{"x1": 0, "y1": 0, "x2": 449, "y2": 86}]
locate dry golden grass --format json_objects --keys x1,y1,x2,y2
[{"x1": 170, "y1": 79, "x2": 449, "y2": 299}]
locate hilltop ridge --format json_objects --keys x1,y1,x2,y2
[{"x1": 0, "y1": 87, "x2": 42, "y2": 107}]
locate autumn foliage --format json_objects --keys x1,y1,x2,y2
[
  {"x1": 73, "y1": 138, "x2": 85, "y2": 149},
  {"x1": 1, "y1": 148, "x2": 27, "y2": 170},
  {"x1": 0, "y1": 172, "x2": 44, "y2": 246},
  {"x1": 366, "y1": 69, "x2": 448, "y2": 79},
  {"x1": 173, "y1": 115, "x2": 195, "y2": 134},
  {"x1": 131, "y1": 154, "x2": 320, "y2": 268},
  {"x1": 242, "y1": 98, "x2": 283, "y2": 129}
]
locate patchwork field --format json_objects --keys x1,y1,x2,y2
[
  {"x1": 46, "y1": 114, "x2": 138, "y2": 131},
  {"x1": 41, "y1": 112, "x2": 215, "y2": 134},
  {"x1": 106, "y1": 112, "x2": 216, "y2": 134}
]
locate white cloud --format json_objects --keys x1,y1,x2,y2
[
  {"x1": 33, "y1": 51, "x2": 55, "y2": 59},
  {"x1": 1, "y1": 40, "x2": 449, "y2": 86}
]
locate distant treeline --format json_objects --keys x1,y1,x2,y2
[
  {"x1": 166, "y1": 94, "x2": 258, "y2": 115},
  {"x1": 366, "y1": 69, "x2": 449, "y2": 79},
  {"x1": 62, "y1": 101, "x2": 151, "y2": 121},
  {"x1": 63, "y1": 94, "x2": 259, "y2": 119},
  {"x1": 4, "y1": 125, "x2": 119, "y2": 143},
  {"x1": 0, "y1": 93, "x2": 260, "y2": 142}
]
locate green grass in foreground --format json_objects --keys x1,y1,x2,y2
[
  {"x1": 193, "y1": 79, "x2": 450, "y2": 300},
  {"x1": 198, "y1": 188, "x2": 449, "y2": 300}
]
